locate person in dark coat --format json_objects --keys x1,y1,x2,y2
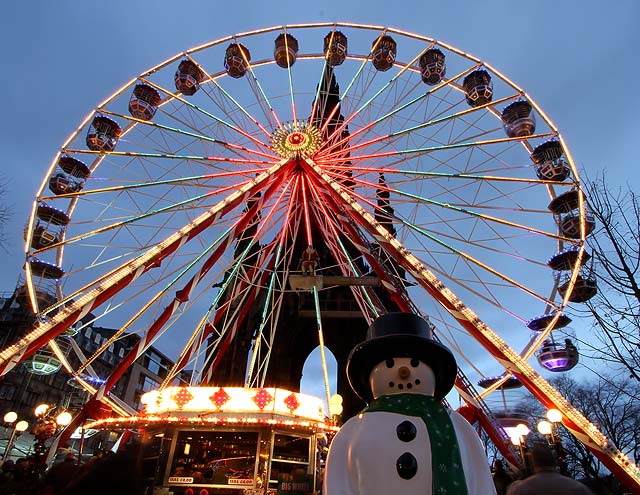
[
  {"x1": 492, "y1": 459, "x2": 513, "y2": 495},
  {"x1": 44, "y1": 453, "x2": 78, "y2": 495},
  {"x1": 62, "y1": 443, "x2": 143, "y2": 495},
  {"x1": 507, "y1": 443, "x2": 594, "y2": 495}
]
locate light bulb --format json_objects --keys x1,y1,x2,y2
[
  {"x1": 547, "y1": 408, "x2": 562, "y2": 423},
  {"x1": 3, "y1": 411, "x2": 17, "y2": 423},
  {"x1": 34, "y1": 404, "x2": 50, "y2": 417},
  {"x1": 56, "y1": 411, "x2": 73, "y2": 426},
  {"x1": 537, "y1": 420, "x2": 552, "y2": 436},
  {"x1": 515, "y1": 423, "x2": 530, "y2": 437}
]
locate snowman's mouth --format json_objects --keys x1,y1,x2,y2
[{"x1": 388, "y1": 379, "x2": 422, "y2": 391}]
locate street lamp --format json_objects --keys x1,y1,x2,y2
[
  {"x1": 32, "y1": 404, "x2": 74, "y2": 469},
  {"x1": 509, "y1": 423, "x2": 531, "y2": 475},
  {"x1": 2, "y1": 412, "x2": 29, "y2": 461},
  {"x1": 541, "y1": 409, "x2": 567, "y2": 474}
]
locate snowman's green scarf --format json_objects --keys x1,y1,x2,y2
[{"x1": 364, "y1": 393, "x2": 469, "y2": 495}]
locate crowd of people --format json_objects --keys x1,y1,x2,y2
[
  {"x1": 492, "y1": 443, "x2": 598, "y2": 495},
  {"x1": 0, "y1": 443, "x2": 142, "y2": 495}
]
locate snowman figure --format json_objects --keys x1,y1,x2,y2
[{"x1": 323, "y1": 312, "x2": 496, "y2": 495}]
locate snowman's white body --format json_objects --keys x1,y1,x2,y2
[
  {"x1": 323, "y1": 357, "x2": 496, "y2": 495},
  {"x1": 323, "y1": 408, "x2": 496, "y2": 495}
]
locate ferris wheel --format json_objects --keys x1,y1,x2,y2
[{"x1": 3, "y1": 22, "x2": 637, "y2": 486}]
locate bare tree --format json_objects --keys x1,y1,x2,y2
[
  {"x1": 573, "y1": 173, "x2": 640, "y2": 380},
  {"x1": 0, "y1": 176, "x2": 10, "y2": 251},
  {"x1": 518, "y1": 375, "x2": 640, "y2": 487}
]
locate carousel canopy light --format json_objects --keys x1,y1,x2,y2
[{"x1": 141, "y1": 386, "x2": 326, "y2": 422}]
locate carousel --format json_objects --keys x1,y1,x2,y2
[{"x1": 84, "y1": 387, "x2": 338, "y2": 495}]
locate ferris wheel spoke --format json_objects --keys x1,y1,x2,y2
[
  {"x1": 62, "y1": 148, "x2": 277, "y2": 166},
  {"x1": 34, "y1": 181, "x2": 250, "y2": 256},
  {"x1": 305, "y1": 180, "x2": 383, "y2": 319},
  {"x1": 340, "y1": 186, "x2": 555, "y2": 306},
  {"x1": 202, "y1": 238, "x2": 285, "y2": 385},
  {"x1": 38, "y1": 169, "x2": 259, "y2": 205},
  {"x1": 247, "y1": 178, "x2": 307, "y2": 387},
  {"x1": 281, "y1": 28, "x2": 299, "y2": 126},
  {"x1": 313, "y1": 30, "x2": 394, "y2": 137},
  {"x1": 138, "y1": 76, "x2": 273, "y2": 151},
  {"x1": 344, "y1": 173, "x2": 561, "y2": 241},
  {"x1": 99, "y1": 109, "x2": 276, "y2": 162},
  {"x1": 183, "y1": 54, "x2": 274, "y2": 140},
  {"x1": 318, "y1": 63, "x2": 481, "y2": 159},
  {"x1": 203, "y1": 177, "x2": 301, "y2": 385},
  {"x1": 317, "y1": 37, "x2": 441, "y2": 152},
  {"x1": 74, "y1": 189, "x2": 275, "y2": 375},
  {"x1": 168, "y1": 226, "x2": 284, "y2": 388},
  {"x1": 319, "y1": 92, "x2": 519, "y2": 161},
  {"x1": 303, "y1": 170, "x2": 414, "y2": 312},
  {"x1": 230, "y1": 39, "x2": 283, "y2": 132},
  {"x1": 341, "y1": 165, "x2": 574, "y2": 187},
  {"x1": 98, "y1": 178, "x2": 294, "y2": 396},
  {"x1": 320, "y1": 132, "x2": 555, "y2": 165}
]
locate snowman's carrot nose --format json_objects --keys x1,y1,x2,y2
[{"x1": 398, "y1": 366, "x2": 410, "y2": 379}]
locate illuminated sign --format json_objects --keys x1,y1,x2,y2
[
  {"x1": 228, "y1": 478, "x2": 253, "y2": 486},
  {"x1": 168, "y1": 477, "x2": 194, "y2": 484}
]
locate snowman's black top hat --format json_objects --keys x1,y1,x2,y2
[{"x1": 347, "y1": 312, "x2": 457, "y2": 402}]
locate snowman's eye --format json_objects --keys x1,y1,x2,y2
[
  {"x1": 385, "y1": 358, "x2": 395, "y2": 368},
  {"x1": 410, "y1": 358, "x2": 420, "y2": 368}
]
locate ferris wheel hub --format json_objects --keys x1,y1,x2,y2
[{"x1": 271, "y1": 121, "x2": 322, "y2": 158}]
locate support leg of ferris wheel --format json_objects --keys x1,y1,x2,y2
[
  {"x1": 0, "y1": 158, "x2": 292, "y2": 376},
  {"x1": 304, "y1": 164, "x2": 521, "y2": 469},
  {"x1": 301, "y1": 157, "x2": 640, "y2": 491}
]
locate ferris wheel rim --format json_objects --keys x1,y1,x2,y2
[{"x1": 19, "y1": 22, "x2": 591, "y2": 402}]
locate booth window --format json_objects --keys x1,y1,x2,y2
[{"x1": 169, "y1": 431, "x2": 258, "y2": 487}]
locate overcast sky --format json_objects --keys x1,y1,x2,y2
[{"x1": 1, "y1": 0, "x2": 638, "y2": 404}]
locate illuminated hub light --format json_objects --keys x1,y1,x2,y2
[{"x1": 271, "y1": 121, "x2": 322, "y2": 158}]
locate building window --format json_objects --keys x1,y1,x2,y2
[
  {"x1": 118, "y1": 347, "x2": 125, "y2": 358},
  {"x1": 138, "y1": 374, "x2": 159, "y2": 393},
  {"x1": 85, "y1": 327, "x2": 92, "y2": 338},
  {"x1": 0, "y1": 383, "x2": 16, "y2": 400},
  {"x1": 145, "y1": 352, "x2": 162, "y2": 376},
  {"x1": 94, "y1": 334, "x2": 101, "y2": 344}
]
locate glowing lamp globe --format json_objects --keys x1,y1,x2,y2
[
  {"x1": 35, "y1": 404, "x2": 50, "y2": 417},
  {"x1": 515, "y1": 423, "x2": 530, "y2": 437},
  {"x1": 537, "y1": 420, "x2": 552, "y2": 435},
  {"x1": 547, "y1": 409, "x2": 562, "y2": 423},
  {"x1": 3, "y1": 411, "x2": 17, "y2": 423},
  {"x1": 56, "y1": 411, "x2": 73, "y2": 426},
  {"x1": 15, "y1": 420, "x2": 29, "y2": 432}
]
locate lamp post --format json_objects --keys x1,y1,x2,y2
[
  {"x1": 539, "y1": 409, "x2": 567, "y2": 475},
  {"x1": 32, "y1": 404, "x2": 73, "y2": 470},
  {"x1": 510, "y1": 423, "x2": 531, "y2": 475},
  {"x1": 2, "y1": 412, "x2": 29, "y2": 461}
]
